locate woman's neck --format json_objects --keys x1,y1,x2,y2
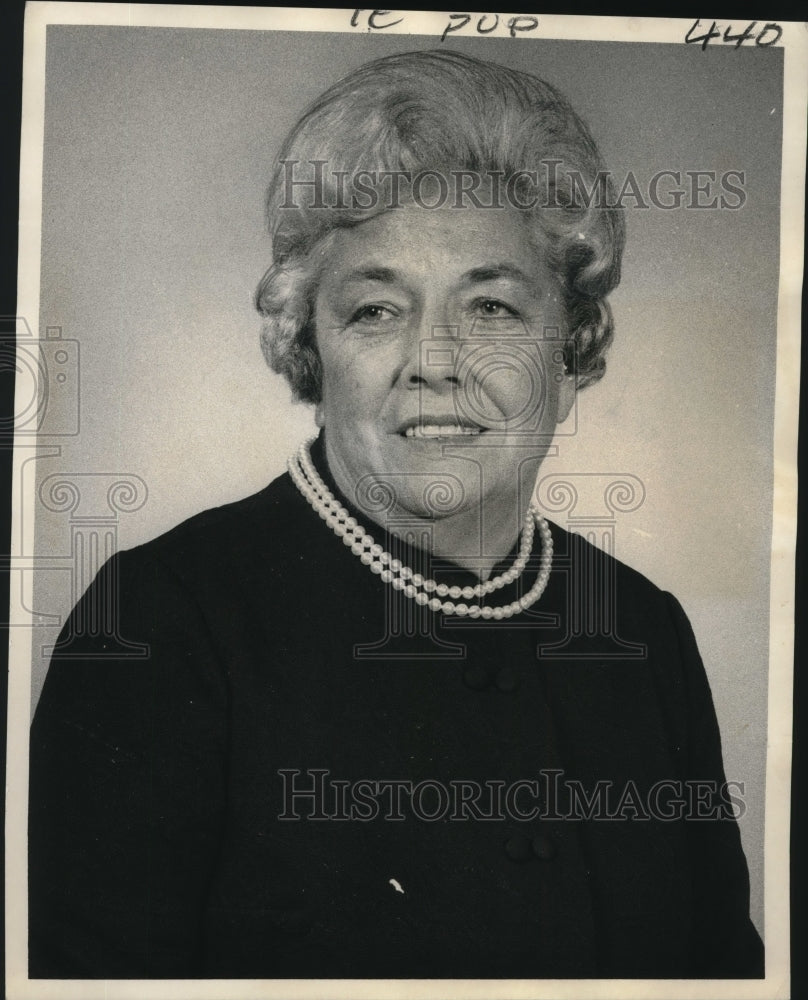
[
  {"x1": 390, "y1": 492, "x2": 527, "y2": 582},
  {"x1": 314, "y1": 434, "x2": 540, "y2": 583}
]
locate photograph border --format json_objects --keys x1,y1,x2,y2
[{"x1": 6, "y1": 5, "x2": 806, "y2": 998}]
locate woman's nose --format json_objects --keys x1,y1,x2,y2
[{"x1": 401, "y1": 319, "x2": 461, "y2": 391}]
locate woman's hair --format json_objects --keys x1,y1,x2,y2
[{"x1": 255, "y1": 49, "x2": 626, "y2": 402}]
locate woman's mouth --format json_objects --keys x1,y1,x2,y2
[{"x1": 403, "y1": 424, "x2": 483, "y2": 439}]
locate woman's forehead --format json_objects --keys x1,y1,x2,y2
[
  {"x1": 316, "y1": 206, "x2": 548, "y2": 269},
  {"x1": 312, "y1": 210, "x2": 551, "y2": 299}
]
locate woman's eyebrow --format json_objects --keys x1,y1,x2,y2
[
  {"x1": 462, "y1": 264, "x2": 534, "y2": 285},
  {"x1": 341, "y1": 265, "x2": 399, "y2": 285}
]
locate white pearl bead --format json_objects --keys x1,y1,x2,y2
[
  {"x1": 454, "y1": 603, "x2": 468, "y2": 616},
  {"x1": 360, "y1": 552, "x2": 373, "y2": 565},
  {"x1": 370, "y1": 544, "x2": 383, "y2": 557},
  {"x1": 436, "y1": 584, "x2": 449, "y2": 597},
  {"x1": 442, "y1": 602, "x2": 455, "y2": 614},
  {"x1": 492, "y1": 608, "x2": 504, "y2": 620},
  {"x1": 461, "y1": 586, "x2": 475, "y2": 600},
  {"x1": 415, "y1": 592, "x2": 429, "y2": 606},
  {"x1": 351, "y1": 542, "x2": 364, "y2": 556},
  {"x1": 481, "y1": 607, "x2": 493, "y2": 619},
  {"x1": 390, "y1": 558, "x2": 402, "y2": 572},
  {"x1": 423, "y1": 579, "x2": 437, "y2": 593},
  {"x1": 380, "y1": 569, "x2": 393, "y2": 583},
  {"x1": 449, "y1": 586, "x2": 462, "y2": 600},
  {"x1": 400, "y1": 567, "x2": 412, "y2": 581},
  {"x1": 392, "y1": 577, "x2": 405, "y2": 590},
  {"x1": 370, "y1": 562, "x2": 383, "y2": 575},
  {"x1": 428, "y1": 598, "x2": 442, "y2": 611},
  {"x1": 412, "y1": 573, "x2": 424, "y2": 587},
  {"x1": 404, "y1": 584, "x2": 416, "y2": 598},
  {"x1": 468, "y1": 606, "x2": 481, "y2": 618}
]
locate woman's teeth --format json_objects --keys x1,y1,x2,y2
[{"x1": 404, "y1": 424, "x2": 482, "y2": 438}]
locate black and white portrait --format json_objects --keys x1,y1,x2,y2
[{"x1": 6, "y1": 6, "x2": 804, "y2": 997}]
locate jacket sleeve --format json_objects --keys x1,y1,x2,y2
[
  {"x1": 665, "y1": 591, "x2": 765, "y2": 978},
  {"x1": 29, "y1": 548, "x2": 229, "y2": 978}
]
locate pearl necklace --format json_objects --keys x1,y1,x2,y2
[{"x1": 287, "y1": 437, "x2": 553, "y2": 620}]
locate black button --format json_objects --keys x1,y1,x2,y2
[
  {"x1": 495, "y1": 667, "x2": 519, "y2": 692},
  {"x1": 504, "y1": 834, "x2": 532, "y2": 863},
  {"x1": 463, "y1": 663, "x2": 491, "y2": 690},
  {"x1": 532, "y1": 833, "x2": 556, "y2": 861}
]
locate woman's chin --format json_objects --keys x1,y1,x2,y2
[{"x1": 356, "y1": 484, "x2": 480, "y2": 528}]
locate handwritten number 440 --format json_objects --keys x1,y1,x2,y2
[
  {"x1": 351, "y1": 10, "x2": 540, "y2": 42},
  {"x1": 685, "y1": 19, "x2": 782, "y2": 49}
]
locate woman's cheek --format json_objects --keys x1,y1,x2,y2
[
  {"x1": 330, "y1": 361, "x2": 381, "y2": 417},
  {"x1": 476, "y1": 367, "x2": 533, "y2": 423}
]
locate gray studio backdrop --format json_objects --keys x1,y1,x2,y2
[{"x1": 29, "y1": 25, "x2": 782, "y2": 934}]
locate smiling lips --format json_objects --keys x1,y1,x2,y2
[
  {"x1": 404, "y1": 424, "x2": 483, "y2": 438},
  {"x1": 399, "y1": 418, "x2": 486, "y2": 438}
]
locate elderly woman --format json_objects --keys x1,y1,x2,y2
[{"x1": 29, "y1": 50, "x2": 762, "y2": 979}]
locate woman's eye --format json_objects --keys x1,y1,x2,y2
[
  {"x1": 350, "y1": 304, "x2": 394, "y2": 324},
  {"x1": 475, "y1": 299, "x2": 518, "y2": 318}
]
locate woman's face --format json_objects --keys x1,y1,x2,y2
[{"x1": 313, "y1": 205, "x2": 575, "y2": 525}]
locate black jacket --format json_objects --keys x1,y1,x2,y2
[{"x1": 29, "y1": 445, "x2": 764, "y2": 979}]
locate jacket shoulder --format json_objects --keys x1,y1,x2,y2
[
  {"x1": 114, "y1": 471, "x2": 308, "y2": 582},
  {"x1": 547, "y1": 518, "x2": 670, "y2": 607}
]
